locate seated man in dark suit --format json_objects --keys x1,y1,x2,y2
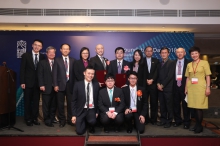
[
  {"x1": 107, "y1": 47, "x2": 130, "y2": 87},
  {"x1": 98, "y1": 76, "x2": 125, "y2": 133},
  {"x1": 122, "y1": 71, "x2": 148, "y2": 134},
  {"x1": 71, "y1": 66, "x2": 100, "y2": 135}
]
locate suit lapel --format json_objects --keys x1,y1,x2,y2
[
  {"x1": 105, "y1": 88, "x2": 112, "y2": 106},
  {"x1": 59, "y1": 57, "x2": 66, "y2": 72},
  {"x1": 95, "y1": 55, "x2": 104, "y2": 69},
  {"x1": 127, "y1": 87, "x2": 131, "y2": 107},
  {"x1": 29, "y1": 52, "x2": 36, "y2": 69},
  {"x1": 46, "y1": 59, "x2": 52, "y2": 74},
  {"x1": 82, "y1": 81, "x2": 86, "y2": 103},
  {"x1": 114, "y1": 60, "x2": 118, "y2": 74}
]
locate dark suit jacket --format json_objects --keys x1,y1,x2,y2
[
  {"x1": 107, "y1": 59, "x2": 130, "y2": 77},
  {"x1": 157, "y1": 59, "x2": 176, "y2": 91},
  {"x1": 122, "y1": 86, "x2": 148, "y2": 117},
  {"x1": 71, "y1": 80, "x2": 100, "y2": 117},
  {"x1": 52, "y1": 56, "x2": 75, "y2": 92},
  {"x1": 143, "y1": 57, "x2": 160, "y2": 89},
  {"x1": 173, "y1": 58, "x2": 190, "y2": 90},
  {"x1": 74, "y1": 59, "x2": 89, "y2": 81},
  {"x1": 89, "y1": 55, "x2": 108, "y2": 71},
  {"x1": 130, "y1": 62, "x2": 145, "y2": 87},
  {"x1": 20, "y1": 52, "x2": 45, "y2": 88},
  {"x1": 98, "y1": 87, "x2": 125, "y2": 114},
  {"x1": 38, "y1": 59, "x2": 54, "y2": 94}
]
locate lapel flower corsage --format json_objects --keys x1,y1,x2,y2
[
  {"x1": 124, "y1": 65, "x2": 130, "y2": 72},
  {"x1": 137, "y1": 90, "x2": 142, "y2": 101},
  {"x1": 114, "y1": 97, "x2": 121, "y2": 102}
]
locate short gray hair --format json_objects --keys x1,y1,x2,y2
[{"x1": 46, "y1": 46, "x2": 56, "y2": 53}]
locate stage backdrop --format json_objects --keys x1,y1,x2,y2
[{"x1": 0, "y1": 31, "x2": 194, "y2": 116}]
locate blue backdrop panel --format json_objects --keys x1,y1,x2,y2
[{"x1": 0, "y1": 31, "x2": 194, "y2": 116}]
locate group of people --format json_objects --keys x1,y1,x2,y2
[{"x1": 20, "y1": 39, "x2": 211, "y2": 135}]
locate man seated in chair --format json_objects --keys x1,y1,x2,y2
[
  {"x1": 98, "y1": 75, "x2": 125, "y2": 133},
  {"x1": 71, "y1": 66, "x2": 100, "y2": 135},
  {"x1": 122, "y1": 71, "x2": 148, "y2": 134}
]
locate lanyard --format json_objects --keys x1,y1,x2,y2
[{"x1": 192, "y1": 59, "x2": 200, "y2": 76}]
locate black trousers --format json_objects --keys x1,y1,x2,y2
[
  {"x1": 158, "y1": 90, "x2": 173, "y2": 124},
  {"x1": 146, "y1": 86, "x2": 158, "y2": 123},
  {"x1": 75, "y1": 108, "x2": 96, "y2": 135},
  {"x1": 100, "y1": 112, "x2": 124, "y2": 127},
  {"x1": 23, "y1": 83, "x2": 40, "y2": 122},
  {"x1": 56, "y1": 81, "x2": 72, "y2": 125},
  {"x1": 173, "y1": 85, "x2": 190, "y2": 126},
  {"x1": 125, "y1": 112, "x2": 145, "y2": 133},
  {"x1": 42, "y1": 88, "x2": 57, "y2": 124}
]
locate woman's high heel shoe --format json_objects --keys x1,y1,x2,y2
[{"x1": 194, "y1": 125, "x2": 203, "y2": 133}]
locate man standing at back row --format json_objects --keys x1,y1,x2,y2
[
  {"x1": 89, "y1": 44, "x2": 109, "y2": 86},
  {"x1": 38, "y1": 46, "x2": 57, "y2": 127},
  {"x1": 53, "y1": 43, "x2": 75, "y2": 128},
  {"x1": 143, "y1": 46, "x2": 159, "y2": 125},
  {"x1": 157, "y1": 47, "x2": 175, "y2": 128},
  {"x1": 173, "y1": 47, "x2": 191, "y2": 129},
  {"x1": 20, "y1": 39, "x2": 45, "y2": 126}
]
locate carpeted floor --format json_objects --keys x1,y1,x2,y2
[{"x1": 0, "y1": 116, "x2": 219, "y2": 137}]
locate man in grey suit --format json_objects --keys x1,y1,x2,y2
[
  {"x1": 38, "y1": 46, "x2": 57, "y2": 127},
  {"x1": 53, "y1": 43, "x2": 75, "y2": 128}
]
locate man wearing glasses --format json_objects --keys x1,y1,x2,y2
[{"x1": 122, "y1": 71, "x2": 148, "y2": 134}]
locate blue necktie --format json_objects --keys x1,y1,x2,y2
[{"x1": 109, "y1": 89, "x2": 113, "y2": 103}]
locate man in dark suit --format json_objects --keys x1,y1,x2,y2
[
  {"x1": 157, "y1": 47, "x2": 175, "y2": 128},
  {"x1": 122, "y1": 71, "x2": 148, "y2": 134},
  {"x1": 38, "y1": 46, "x2": 57, "y2": 127},
  {"x1": 143, "y1": 46, "x2": 160, "y2": 125},
  {"x1": 173, "y1": 47, "x2": 191, "y2": 129},
  {"x1": 98, "y1": 76, "x2": 125, "y2": 133},
  {"x1": 71, "y1": 66, "x2": 100, "y2": 135},
  {"x1": 107, "y1": 47, "x2": 130, "y2": 87},
  {"x1": 20, "y1": 39, "x2": 45, "y2": 126},
  {"x1": 89, "y1": 44, "x2": 109, "y2": 86},
  {"x1": 53, "y1": 43, "x2": 75, "y2": 128}
]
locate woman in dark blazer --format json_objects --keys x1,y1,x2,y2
[
  {"x1": 74, "y1": 47, "x2": 90, "y2": 81},
  {"x1": 130, "y1": 49, "x2": 145, "y2": 87}
]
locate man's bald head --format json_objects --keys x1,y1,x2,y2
[{"x1": 95, "y1": 44, "x2": 104, "y2": 56}]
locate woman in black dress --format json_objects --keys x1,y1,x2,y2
[{"x1": 74, "y1": 47, "x2": 90, "y2": 81}]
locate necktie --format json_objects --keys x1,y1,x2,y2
[
  {"x1": 161, "y1": 61, "x2": 164, "y2": 66},
  {"x1": 34, "y1": 54, "x2": 38, "y2": 69},
  {"x1": 131, "y1": 88, "x2": 135, "y2": 105},
  {"x1": 109, "y1": 89, "x2": 113, "y2": 103},
  {"x1": 118, "y1": 61, "x2": 121, "y2": 74},
  {"x1": 87, "y1": 83, "x2": 90, "y2": 109},
  {"x1": 101, "y1": 57, "x2": 106, "y2": 69},
  {"x1": 177, "y1": 61, "x2": 182, "y2": 87},
  {"x1": 64, "y1": 58, "x2": 68, "y2": 71},
  {"x1": 50, "y1": 60, "x2": 53, "y2": 71},
  {"x1": 148, "y1": 60, "x2": 151, "y2": 73}
]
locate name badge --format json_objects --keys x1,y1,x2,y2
[
  {"x1": 131, "y1": 107, "x2": 137, "y2": 113},
  {"x1": 177, "y1": 75, "x2": 182, "y2": 81},
  {"x1": 191, "y1": 78, "x2": 198, "y2": 84},
  {"x1": 89, "y1": 104, "x2": 93, "y2": 107},
  {"x1": 109, "y1": 107, "x2": 115, "y2": 113}
]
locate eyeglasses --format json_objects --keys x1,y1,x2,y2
[{"x1": 129, "y1": 78, "x2": 137, "y2": 80}]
